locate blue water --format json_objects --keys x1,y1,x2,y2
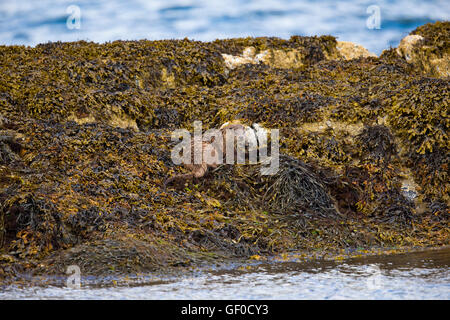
[
  {"x1": 0, "y1": 0, "x2": 448, "y2": 54},
  {"x1": 1, "y1": 248, "x2": 449, "y2": 299}
]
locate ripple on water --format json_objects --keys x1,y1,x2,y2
[{"x1": 1, "y1": 248, "x2": 449, "y2": 299}]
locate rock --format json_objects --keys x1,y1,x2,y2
[
  {"x1": 222, "y1": 41, "x2": 377, "y2": 70},
  {"x1": 221, "y1": 46, "x2": 297, "y2": 70},
  {"x1": 67, "y1": 106, "x2": 139, "y2": 131},
  {"x1": 336, "y1": 41, "x2": 377, "y2": 60},
  {"x1": 222, "y1": 47, "x2": 260, "y2": 69},
  {"x1": 161, "y1": 67, "x2": 176, "y2": 88},
  {"x1": 222, "y1": 44, "x2": 322, "y2": 70},
  {"x1": 399, "y1": 168, "x2": 421, "y2": 202},
  {"x1": 396, "y1": 34, "x2": 424, "y2": 61},
  {"x1": 258, "y1": 48, "x2": 305, "y2": 68},
  {"x1": 395, "y1": 22, "x2": 450, "y2": 78},
  {"x1": 428, "y1": 56, "x2": 450, "y2": 78}
]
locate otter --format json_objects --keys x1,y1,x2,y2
[{"x1": 164, "y1": 123, "x2": 246, "y2": 188}]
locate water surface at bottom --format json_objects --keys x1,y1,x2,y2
[{"x1": 1, "y1": 248, "x2": 449, "y2": 299}]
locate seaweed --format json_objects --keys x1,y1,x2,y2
[
  {"x1": 1, "y1": 194, "x2": 65, "y2": 258},
  {"x1": 251, "y1": 155, "x2": 339, "y2": 218},
  {"x1": 411, "y1": 21, "x2": 449, "y2": 55},
  {"x1": 0, "y1": 22, "x2": 448, "y2": 278},
  {"x1": 355, "y1": 125, "x2": 398, "y2": 163},
  {"x1": 388, "y1": 77, "x2": 449, "y2": 201}
]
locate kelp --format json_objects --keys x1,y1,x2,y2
[
  {"x1": 0, "y1": 22, "x2": 449, "y2": 279},
  {"x1": 381, "y1": 20, "x2": 450, "y2": 78},
  {"x1": 355, "y1": 125, "x2": 398, "y2": 163},
  {"x1": 388, "y1": 78, "x2": 449, "y2": 201}
]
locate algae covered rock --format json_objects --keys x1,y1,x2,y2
[
  {"x1": 0, "y1": 21, "x2": 449, "y2": 279},
  {"x1": 394, "y1": 21, "x2": 450, "y2": 78}
]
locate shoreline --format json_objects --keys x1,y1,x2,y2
[{"x1": 2, "y1": 245, "x2": 449, "y2": 288}]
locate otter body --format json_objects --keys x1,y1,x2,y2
[{"x1": 164, "y1": 124, "x2": 246, "y2": 187}]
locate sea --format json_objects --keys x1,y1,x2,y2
[
  {"x1": 1, "y1": 248, "x2": 449, "y2": 299},
  {"x1": 0, "y1": 0, "x2": 449, "y2": 54}
]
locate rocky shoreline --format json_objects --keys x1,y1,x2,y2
[{"x1": 0, "y1": 21, "x2": 448, "y2": 284}]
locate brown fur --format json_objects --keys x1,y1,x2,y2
[{"x1": 164, "y1": 124, "x2": 246, "y2": 188}]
